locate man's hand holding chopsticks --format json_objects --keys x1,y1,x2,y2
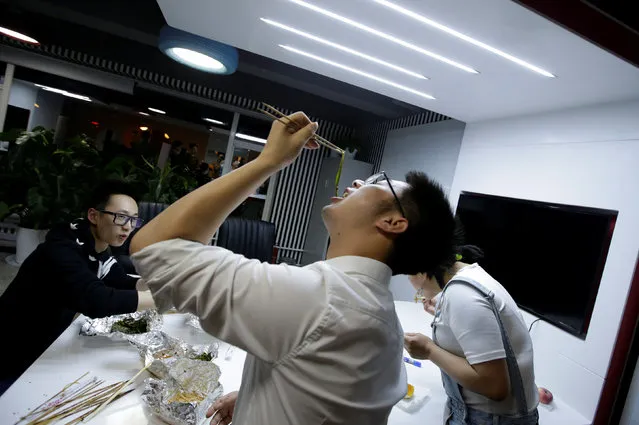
[
  {"x1": 130, "y1": 111, "x2": 319, "y2": 250},
  {"x1": 260, "y1": 111, "x2": 319, "y2": 169}
]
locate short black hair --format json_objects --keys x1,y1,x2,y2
[
  {"x1": 386, "y1": 171, "x2": 456, "y2": 276},
  {"x1": 427, "y1": 218, "x2": 485, "y2": 287},
  {"x1": 87, "y1": 179, "x2": 137, "y2": 210}
]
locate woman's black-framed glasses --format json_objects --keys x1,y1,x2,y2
[
  {"x1": 99, "y1": 210, "x2": 144, "y2": 228},
  {"x1": 364, "y1": 171, "x2": 406, "y2": 218}
]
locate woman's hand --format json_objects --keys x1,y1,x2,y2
[
  {"x1": 207, "y1": 391, "x2": 238, "y2": 425},
  {"x1": 404, "y1": 332, "x2": 435, "y2": 360},
  {"x1": 422, "y1": 297, "x2": 437, "y2": 315}
]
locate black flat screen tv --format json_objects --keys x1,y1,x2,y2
[{"x1": 455, "y1": 192, "x2": 617, "y2": 339}]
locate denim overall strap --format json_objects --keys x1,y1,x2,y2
[
  {"x1": 432, "y1": 295, "x2": 469, "y2": 422},
  {"x1": 438, "y1": 277, "x2": 530, "y2": 417}
]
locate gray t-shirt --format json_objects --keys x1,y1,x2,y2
[{"x1": 433, "y1": 264, "x2": 539, "y2": 414}]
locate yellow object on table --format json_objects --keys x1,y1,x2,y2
[{"x1": 405, "y1": 384, "x2": 415, "y2": 399}]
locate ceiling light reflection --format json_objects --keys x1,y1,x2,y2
[{"x1": 280, "y1": 45, "x2": 435, "y2": 100}]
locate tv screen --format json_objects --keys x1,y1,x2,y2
[
  {"x1": 5, "y1": 105, "x2": 30, "y2": 132},
  {"x1": 455, "y1": 192, "x2": 617, "y2": 339}
]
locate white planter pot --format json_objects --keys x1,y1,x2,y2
[{"x1": 8, "y1": 227, "x2": 49, "y2": 266}]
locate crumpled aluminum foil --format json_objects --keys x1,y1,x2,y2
[
  {"x1": 129, "y1": 331, "x2": 219, "y2": 379},
  {"x1": 185, "y1": 313, "x2": 203, "y2": 331},
  {"x1": 79, "y1": 309, "x2": 162, "y2": 340},
  {"x1": 141, "y1": 359, "x2": 224, "y2": 425},
  {"x1": 183, "y1": 315, "x2": 235, "y2": 360}
]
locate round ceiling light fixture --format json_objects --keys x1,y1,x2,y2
[
  {"x1": 0, "y1": 25, "x2": 39, "y2": 44},
  {"x1": 169, "y1": 48, "x2": 225, "y2": 72},
  {"x1": 159, "y1": 25, "x2": 238, "y2": 74}
]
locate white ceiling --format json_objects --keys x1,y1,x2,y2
[{"x1": 157, "y1": 0, "x2": 639, "y2": 122}]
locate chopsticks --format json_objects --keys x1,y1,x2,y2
[
  {"x1": 258, "y1": 103, "x2": 346, "y2": 196},
  {"x1": 258, "y1": 103, "x2": 344, "y2": 154}
]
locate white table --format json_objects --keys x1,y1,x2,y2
[{"x1": 0, "y1": 302, "x2": 589, "y2": 425}]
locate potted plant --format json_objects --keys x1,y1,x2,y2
[
  {"x1": 103, "y1": 154, "x2": 198, "y2": 205},
  {"x1": 0, "y1": 128, "x2": 100, "y2": 265},
  {"x1": 101, "y1": 134, "x2": 200, "y2": 205},
  {"x1": 139, "y1": 156, "x2": 198, "y2": 203},
  {"x1": 0, "y1": 127, "x2": 202, "y2": 266}
]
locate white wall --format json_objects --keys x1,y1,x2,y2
[
  {"x1": 449, "y1": 99, "x2": 639, "y2": 421},
  {"x1": 8, "y1": 79, "x2": 37, "y2": 127},
  {"x1": 379, "y1": 119, "x2": 466, "y2": 301},
  {"x1": 7, "y1": 80, "x2": 64, "y2": 131},
  {"x1": 30, "y1": 89, "x2": 64, "y2": 131}
]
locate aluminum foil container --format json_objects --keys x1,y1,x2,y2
[
  {"x1": 183, "y1": 315, "x2": 234, "y2": 360},
  {"x1": 185, "y1": 313, "x2": 203, "y2": 331},
  {"x1": 129, "y1": 331, "x2": 219, "y2": 379},
  {"x1": 79, "y1": 309, "x2": 162, "y2": 339},
  {"x1": 141, "y1": 359, "x2": 224, "y2": 425}
]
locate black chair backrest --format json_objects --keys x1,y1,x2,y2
[
  {"x1": 138, "y1": 202, "x2": 170, "y2": 223},
  {"x1": 217, "y1": 218, "x2": 276, "y2": 263},
  {"x1": 111, "y1": 202, "x2": 169, "y2": 258}
]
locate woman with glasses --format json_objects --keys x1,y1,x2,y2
[
  {"x1": 404, "y1": 245, "x2": 539, "y2": 425},
  {"x1": 0, "y1": 180, "x2": 155, "y2": 396}
]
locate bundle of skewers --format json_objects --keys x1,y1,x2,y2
[
  {"x1": 16, "y1": 368, "x2": 147, "y2": 425},
  {"x1": 258, "y1": 103, "x2": 346, "y2": 197}
]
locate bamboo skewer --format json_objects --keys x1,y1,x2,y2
[
  {"x1": 24, "y1": 379, "x2": 103, "y2": 425},
  {"x1": 37, "y1": 387, "x2": 132, "y2": 425},
  {"x1": 63, "y1": 390, "x2": 134, "y2": 425},
  {"x1": 36, "y1": 382, "x2": 126, "y2": 424},
  {"x1": 18, "y1": 373, "x2": 137, "y2": 425},
  {"x1": 81, "y1": 365, "x2": 149, "y2": 423},
  {"x1": 15, "y1": 373, "x2": 91, "y2": 425}
]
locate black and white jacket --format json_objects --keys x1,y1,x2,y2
[{"x1": 0, "y1": 219, "x2": 138, "y2": 380}]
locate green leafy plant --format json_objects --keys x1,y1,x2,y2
[
  {"x1": 0, "y1": 128, "x2": 200, "y2": 230},
  {"x1": 0, "y1": 128, "x2": 101, "y2": 229},
  {"x1": 0, "y1": 201, "x2": 21, "y2": 221},
  {"x1": 138, "y1": 157, "x2": 198, "y2": 204}
]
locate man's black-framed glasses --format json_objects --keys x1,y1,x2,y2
[
  {"x1": 364, "y1": 171, "x2": 406, "y2": 218},
  {"x1": 99, "y1": 210, "x2": 144, "y2": 228}
]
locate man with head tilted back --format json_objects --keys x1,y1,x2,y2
[{"x1": 130, "y1": 112, "x2": 456, "y2": 425}]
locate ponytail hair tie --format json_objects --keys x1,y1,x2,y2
[{"x1": 455, "y1": 253, "x2": 463, "y2": 261}]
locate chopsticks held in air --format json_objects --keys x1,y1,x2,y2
[{"x1": 258, "y1": 103, "x2": 344, "y2": 154}]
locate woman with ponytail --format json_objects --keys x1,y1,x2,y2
[{"x1": 404, "y1": 245, "x2": 539, "y2": 424}]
